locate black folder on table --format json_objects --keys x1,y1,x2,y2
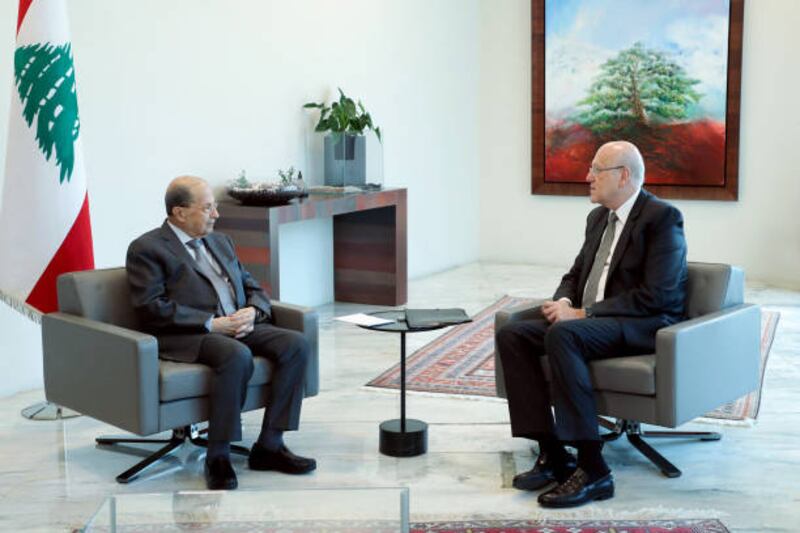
[{"x1": 405, "y1": 308, "x2": 472, "y2": 329}]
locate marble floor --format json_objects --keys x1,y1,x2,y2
[{"x1": 1, "y1": 262, "x2": 799, "y2": 532}]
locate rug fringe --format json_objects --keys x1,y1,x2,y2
[
  {"x1": 362, "y1": 385, "x2": 506, "y2": 403},
  {"x1": 692, "y1": 416, "x2": 756, "y2": 428},
  {"x1": 362, "y1": 385, "x2": 764, "y2": 425},
  {"x1": 363, "y1": 384, "x2": 760, "y2": 427},
  {"x1": 0, "y1": 289, "x2": 42, "y2": 324}
]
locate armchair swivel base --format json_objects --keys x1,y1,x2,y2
[
  {"x1": 96, "y1": 424, "x2": 251, "y2": 484},
  {"x1": 599, "y1": 417, "x2": 720, "y2": 478}
]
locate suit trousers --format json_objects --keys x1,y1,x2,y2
[
  {"x1": 496, "y1": 316, "x2": 630, "y2": 442},
  {"x1": 196, "y1": 323, "x2": 310, "y2": 442}
]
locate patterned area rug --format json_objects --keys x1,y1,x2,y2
[
  {"x1": 366, "y1": 296, "x2": 780, "y2": 421},
  {"x1": 413, "y1": 518, "x2": 730, "y2": 533},
  {"x1": 83, "y1": 518, "x2": 729, "y2": 532}
]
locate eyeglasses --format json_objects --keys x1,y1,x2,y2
[{"x1": 589, "y1": 165, "x2": 624, "y2": 177}]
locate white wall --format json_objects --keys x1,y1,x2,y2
[
  {"x1": 479, "y1": 0, "x2": 800, "y2": 290},
  {"x1": 0, "y1": 0, "x2": 481, "y2": 396},
  {"x1": 2, "y1": 0, "x2": 797, "y2": 398}
]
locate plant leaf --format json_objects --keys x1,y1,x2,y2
[{"x1": 304, "y1": 87, "x2": 380, "y2": 140}]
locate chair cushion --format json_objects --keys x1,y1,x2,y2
[
  {"x1": 541, "y1": 354, "x2": 656, "y2": 396},
  {"x1": 160, "y1": 356, "x2": 274, "y2": 402}
]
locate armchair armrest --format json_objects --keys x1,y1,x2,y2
[
  {"x1": 494, "y1": 300, "x2": 545, "y2": 398},
  {"x1": 654, "y1": 303, "x2": 761, "y2": 426},
  {"x1": 271, "y1": 301, "x2": 319, "y2": 397},
  {"x1": 42, "y1": 312, "x2": 160, "y2": 435}
]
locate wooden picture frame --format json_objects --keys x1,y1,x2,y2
[{"x1": 531, "y1": 0, "x2": 744, "y2": 201}]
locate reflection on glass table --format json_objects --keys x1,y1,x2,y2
[{"x1": 83, "y1": 487, "x2": 409, "y2": 532}]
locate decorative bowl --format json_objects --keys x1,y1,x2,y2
[{"x1": 226, "y1": 187, "x2": 305, "y2": 207}]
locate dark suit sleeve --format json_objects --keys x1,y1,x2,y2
[
  {"x1": 589, "y1": 205, "x2": 687, "y2": 318},
  {"x1": 553, "y1": 252, "x2": 584, "y2": 304},
  {"x1": 126, "y1": 240, "x2": 214, "y2": 331},
  {"x1": 224, "y1": 234, "x2": 272, "y2": 322}
]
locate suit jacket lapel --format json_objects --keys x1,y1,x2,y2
[
  {"x1": 159, "y1": 222, "x2": 197, "y2": 268},
  {"x1": 159, "y1": 221, "x2": 212, "y2": 281},
  {"x1": 608, "y1": 189, "x2": 649, "y2": 279}
]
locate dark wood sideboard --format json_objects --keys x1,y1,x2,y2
[{"x1": 215, "y1": 188, "x2": 407, "y2": 306}]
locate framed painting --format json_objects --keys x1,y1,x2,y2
[{"x1": 532, "y1": 0, "x2": 744, "y2": 200}]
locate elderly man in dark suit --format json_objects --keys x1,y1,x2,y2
[
  {"x1": 126, "y1": 176, "x2": 315, "y2": 490},
  {"x1": 496, "y1": 141, "x2": 688, "y2": 508}
]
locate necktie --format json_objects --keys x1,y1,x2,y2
[
  {"x1": 582, "y1": 212, "x2": 618, "y2": 308},
  {"x1": 186, "y1": 238, "x2": 237, "y2": 316}
]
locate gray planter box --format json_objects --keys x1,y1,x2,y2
[{"x1": 324, "y1": 134, "x2": 366, "y2": 187}]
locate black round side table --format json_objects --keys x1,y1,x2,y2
[{"x1": 360, "y1": 310, "x2": 451, "y2": 457}]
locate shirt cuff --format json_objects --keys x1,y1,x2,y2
[
  {"x1": 558, "y1": 297, "x2": 572, "y2": 306},
  {"x1": 205, "y1": 316, "x2": 214, "y2": 332}
]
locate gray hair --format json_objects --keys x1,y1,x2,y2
[{"x1": 614, "y1": 141, "x2": 645, "y2": 185}]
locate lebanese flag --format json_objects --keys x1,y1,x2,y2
[{"x1": 0, "y1": 0, "x2": 94, "y2": 319}]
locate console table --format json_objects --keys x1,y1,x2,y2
[{"x1": 216, "y1": 188, "x2": 407, "y2": 306}]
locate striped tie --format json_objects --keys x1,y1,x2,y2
[{"x1": 187, "y1": 238, "x2": 237, "y2": 316}]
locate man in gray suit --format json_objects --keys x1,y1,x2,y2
[{"x1": 126, "y1": 176, "x2": 315, "y2": 490}]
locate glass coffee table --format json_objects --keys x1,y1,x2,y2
[{"x1": 83, "y1": 487, "x2": 409, "y2": 532}]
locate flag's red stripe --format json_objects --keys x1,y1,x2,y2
[
  {"x1": 26, "y1": 193, "x2": 95, "y2": 313},
  {"x1": 16, "y1": 0, "x2": 34, "y2": 35}
]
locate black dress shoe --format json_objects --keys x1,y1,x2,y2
[
  {"x1": 512, "y1": 452, "x2": 577, "y2": 491},
  {"x1": 249, "y1": 443, "x2": 317, "y2": 474},
  {"x1": 204, "y1": 456, "x2": 238, "y2": 490},
  {"x1": 537, "y1": 468, "x2": 614, "y2": 508}
]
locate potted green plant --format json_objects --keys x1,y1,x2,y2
[{"x1": 304, "y1": 88, "x2": 381, "y2": 187}]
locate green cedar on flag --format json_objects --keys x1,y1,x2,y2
[{"x1": 0, "y1": 0, "x2": 94, "y2": 320}]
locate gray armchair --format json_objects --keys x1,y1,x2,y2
[
  {"x1": 42, "y1": 267, "x2": 319, "y2": 483},
  {"x1": 494, "y1": 262, "x2": 760, "y2": 477}
]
